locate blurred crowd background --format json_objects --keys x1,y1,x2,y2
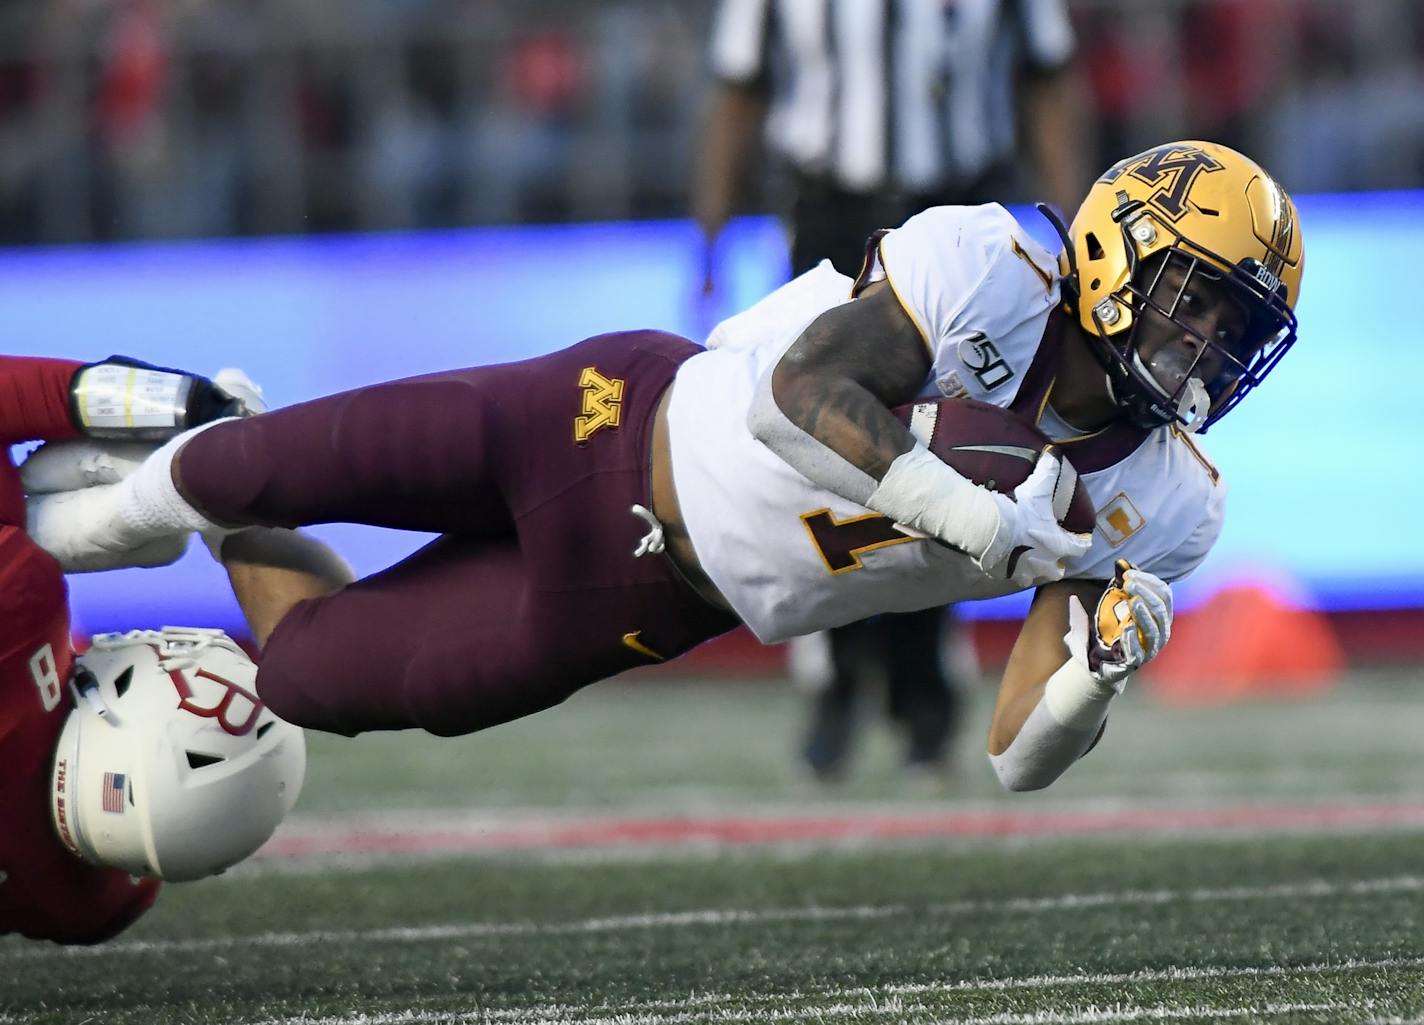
[{"x1": 0, "y1": 0, "x2": 1420, "y2": 246}]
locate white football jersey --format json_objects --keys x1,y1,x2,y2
[{"x1": 668, "y1": 204, "x2": 1226, "y2": 643}]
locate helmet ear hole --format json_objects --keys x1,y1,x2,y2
[
  {"x1": 256, "y1": 721, "x2": 275, "y2": 739},
  {"x1": 113, "y1": 666, "x2": 134, "y2": 699},
  {"x1": 186, "y1": 751, "x2": 227, "y2": 770},
  {"x1": 1085, "y1": 232, "x2": 1105, "y2": 261}
]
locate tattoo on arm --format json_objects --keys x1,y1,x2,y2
[{"x1": 771, "y1": 282, "x2": 931, "y2": 480}]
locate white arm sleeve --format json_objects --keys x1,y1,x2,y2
[
  {"x1": 987, "y1": 657, "x2": 1121, "y2": 792},
  {"x1": 746, "y1": 365, "x2": 879, "y2": 505}
]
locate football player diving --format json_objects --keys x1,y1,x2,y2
[
  {"x1": 1, "y1": 356, "x2": 348, "y2": 944},
  {"x1": 25, "y1": 140, "x2": 1303, "y2": 794}
]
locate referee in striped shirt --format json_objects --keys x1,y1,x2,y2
[{"x1": 693, "y1": 0, "x2": 1091, "y2": 783}]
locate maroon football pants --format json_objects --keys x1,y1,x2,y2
[{"x1": 179, "y1": 331, "x2": 738, "y2": 736}]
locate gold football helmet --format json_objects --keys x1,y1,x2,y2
[{"x1": 1059, "y1": 141, "x2": 1304, "y2": 432}]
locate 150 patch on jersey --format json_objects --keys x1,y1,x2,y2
[{"x1": 958, "y1": 333, "x2": 1015, "y2": 391}]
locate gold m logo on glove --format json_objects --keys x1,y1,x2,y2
[{"x1": 1095, "y1": 559, "x2": 1143, "y2": 650}]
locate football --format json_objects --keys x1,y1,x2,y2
[{"x1": 891, "y1": 396, "x2": 1096, "y2": 535}]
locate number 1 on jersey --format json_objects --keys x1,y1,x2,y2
[{"x1": 801, "y1": 509, "x2": 916, "y2": 574}]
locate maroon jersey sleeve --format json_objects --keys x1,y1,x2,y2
[{"x1": 0, "y1": 527, "x2": 160, "y2": 944}]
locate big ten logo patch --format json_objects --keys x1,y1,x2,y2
[
  {"x1": 575, "y1": 367, "x2": 625, "y2": 443},
  {"x1": 1096, "y1": 492, "x2": 1145, "y2": 548},
  {"x1": 936, "y1": 371, "x2": 968, "y2": 399},
  {"x1": 958, "y1": 333, "x2": 1015, "y2": 391}
]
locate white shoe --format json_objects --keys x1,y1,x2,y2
[{"x1": 26, "y1": 486, "x2": 189, "y2": 573}]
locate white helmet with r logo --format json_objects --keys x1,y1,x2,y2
[{"x1": 50, "y1": 627, "x2": 305, "y2": 882}]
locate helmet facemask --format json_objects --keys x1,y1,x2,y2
[
  {"x1": 1086, "y1": 201, "x2": 1298, "y2": 434},
  {"x1": 1066, "y1": 141, "x2": 1304, "y2": 434}
]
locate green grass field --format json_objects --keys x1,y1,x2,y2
[{"x1": 5, "y1": 668, "x2": 1424, "y2": 1024}]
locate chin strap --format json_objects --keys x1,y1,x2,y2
[
  {"x1": 1175, "y1": 378, "x2": 1209, "y2": 434},
  {"x1": 68, "y1": 664, "x2": 113, "y2": 721},
  {"x1": 1035, "y1": 203, "x2": 1079, "y2": 308}
]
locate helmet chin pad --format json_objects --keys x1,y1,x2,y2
[{"x1": 1128, "y1": 344, "x2": 1209, "y2": 434}]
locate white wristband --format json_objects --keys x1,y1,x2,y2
[
  {"x1": 988, "y1": 658, "x2": 1121, "y2": 791},
  {"x1": 1043, "y1": 655, "x2": 1121, "y2": 730},
  {"x1": 865, "y1": 444, "x2": 1000, "y2": 556}
]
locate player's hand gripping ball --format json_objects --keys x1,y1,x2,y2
[
  {"x1": 890, "y1": 396, "x2": 1095, "y2": 587},
  {"x1": 891, "y1": 397, "x2": 1096, "y2": 534}
]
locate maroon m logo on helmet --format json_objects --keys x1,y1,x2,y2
[{"x1": 1099, "y1": 144, "x2": 1224, "y2": 222}]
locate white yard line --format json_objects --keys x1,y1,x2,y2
[
  {"x1": 526, "y1": 1003, "x2": 1361, "y2": 1025},
  {"x1": 232, "y1": 993, "x2": 1373, "y2": 1025},
  {"x1": 0, "y1": 960, "x2": 1405, "y2": 1025},
  {"x1": 4, "y1": 876, "x2": 1421, "y2": 963}
]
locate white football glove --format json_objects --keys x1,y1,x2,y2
[
  {"x1": 1066, "y1": 560, "x2": 1174, "y2": 689},
  {"x1": 20, "y1": 439, "x2": 157, "y2": 495},
  {"x1": 976, "y1": 451, "x2": 1093, "y2": 589}
]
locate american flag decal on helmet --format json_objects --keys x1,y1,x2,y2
[{"x1": 102, "y1": 772, "x2": 126, "y2": 814}]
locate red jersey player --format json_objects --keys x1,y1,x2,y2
[
  {"x1": 0, "y1": 355, "x2": 163, "y2": 943},
  {"x1": 0, "y1": 355, "x2": 329, "y2": 944}
]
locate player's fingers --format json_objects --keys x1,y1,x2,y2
[
  {"x1": 1125, "y1": 569, "x2": 1173, "y2": 616},
  {"x1": 1128, "y1": 596, "x2": 1160, "y2": 656},
  {"x1": 1120, "y1": 624, "x2": 1144, "y2": 667},
  {"x1": 1126, "y1": 576, "x2": 1170, "y2": 630},
  {"x1": 1022, "y1": 450, "x2": 1063, "y2": 494},
  {"x1": 1064, "y1": 593, "x2": 1091, "y2": 656}
]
